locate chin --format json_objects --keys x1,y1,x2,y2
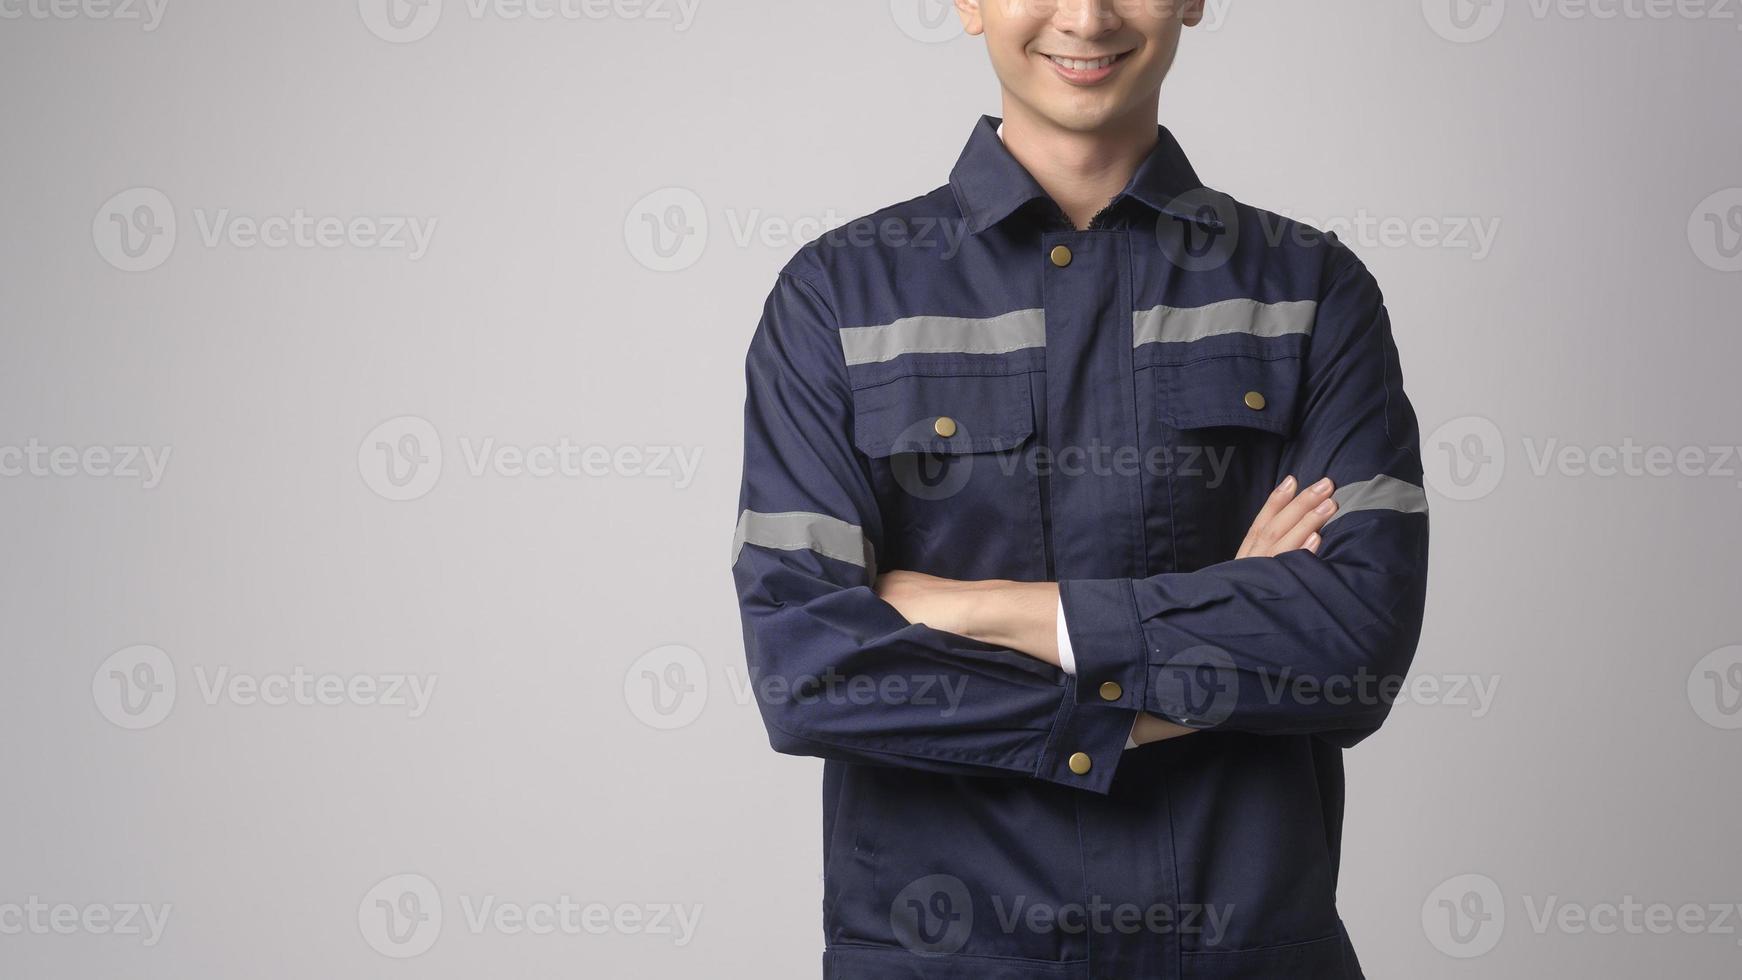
[{"x1": 1030, "y1": 98, "x2": 1129, "y2": 133}]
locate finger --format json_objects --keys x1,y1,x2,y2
[
  {"x1": 1238, "y1": 475, "x2": 1297, "y2": 559},
  {"x1": 1272, "y1": 496, "x2": 1337, "y2": 553},
  {"x1": 1255, "y1": 477, "x2": 1335, "y2": 555}
]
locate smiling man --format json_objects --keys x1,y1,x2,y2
[{"x1": 731, "y1": 2, "x2": 1429, "y2": 978}]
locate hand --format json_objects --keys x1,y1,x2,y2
[
  {"x1": 1131, "y1": 713, "x2": 1197, "y2": 746},
  {"x1": 1236, "y1": 475, "x2": 1337, "y2": 559}
]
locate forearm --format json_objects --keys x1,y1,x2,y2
[
  {"x1": 955, "y1": 580, "x2": 1061, "y2": 666},
  {"x1": 876, "y1": 574, "x2": 1193, "y2": 747}
]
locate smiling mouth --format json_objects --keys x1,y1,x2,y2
[{"x1": 1043, "y1": 51, "x2": 1132, "y2": 72}]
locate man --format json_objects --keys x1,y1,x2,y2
[{"x1": 731, "y1": 2, "x2": 1429, "y2": 977}]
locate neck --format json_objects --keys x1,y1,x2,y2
[{"x1": 997, "y1": 99, "x2": 1160, "y2": 231}]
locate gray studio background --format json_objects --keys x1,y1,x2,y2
[{"x1": 2, "y1": 1, "x2": 1740, "y2": 977}]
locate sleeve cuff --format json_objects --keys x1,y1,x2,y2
[
  {"x1": 1061, "y1": 596, "x2": 1140, "y2": 751},
  {"x1": 1057, "y1": 578, "x2": 1151, "y2": 712},
  {"x1": 1036, "y1": 675, "x2": 1139, "y2": 793}
]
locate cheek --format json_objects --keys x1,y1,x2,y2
[
  {"x1": 1130, "y1": 39, "x2": 1182, "y2": 84},
  {"x1": 988, "y1": 43, "x2": 1041, "y2": 83}
]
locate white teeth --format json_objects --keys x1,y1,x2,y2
[{"x1": 1049, "y1": 54, "x2": 1118, "y2": 71}]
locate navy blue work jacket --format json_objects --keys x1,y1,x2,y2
[{"x1": 732, "y1": 114, "x2": 1430, "y2": 980}]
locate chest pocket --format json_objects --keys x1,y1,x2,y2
[
  {"x1": 1154, "y1": 352, "x2": 1306, "y2": 568},
  {"x1": 849, "y1": 371, "x2": 1046, "y2": 580},
  {"x1": 1158, "y1": 352, "x2": 1304, "y2": 437}
]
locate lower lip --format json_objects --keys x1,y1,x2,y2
[{"x1": 1043, "y1": 52, "x2": 1129, "y2": 86}]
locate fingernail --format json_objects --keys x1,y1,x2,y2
[
  {"x1": 1312, "y1": 478, "x2": 1333, "y2": 493},
  {"x1": 1314, "y1": 499, "x2": 1335, "y2": 515},
  {"x1": 1277, "y1": 475, "x2": 1296, "y2": 493},
  {"x1": 1305, "y1": 533, "x2": 1321, "y2": 552}
]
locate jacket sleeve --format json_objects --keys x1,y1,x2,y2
[
  {"x1": 732, "y1": 269, "x2": 1137, "y2": 791},
  {"x1": 1057, "y1": 250, "x2": 1430, "y2": 745}
]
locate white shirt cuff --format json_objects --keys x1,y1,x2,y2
[{"x1": 1055, "y1": 595, "x2": 1077, "y2": 676}]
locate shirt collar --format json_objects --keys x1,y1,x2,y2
[{"x1": 950, "y1": 114, "x2": 1224, "y2": 235}]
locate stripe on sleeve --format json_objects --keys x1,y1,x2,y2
[
  {"x1": 1325, "y1": 475, "x2": 1429, "y2": 525},
  {"x1": 732, "y1": 510, "x2": 876, "y2": 570}
]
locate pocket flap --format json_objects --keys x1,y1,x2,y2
[
  {"x1": 852, "y1": 372, "x2": 1036, "y2": 458},
  {"x1": 1159, "y1": 354, "x2": 1303, "y2": 437}
]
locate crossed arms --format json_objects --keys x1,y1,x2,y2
[{"x1": 731, "y1": 256, "x2": 1429, "y2": 794}]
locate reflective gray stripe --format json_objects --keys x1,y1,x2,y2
[
  {"x1": 1326, "y1": 475, "x2": 1429, "y2": 525},
  {"x1": 732, "y1": 510, "x2": 875, "y2": 570},
  {"x1": 1132, "y1": 298, "x2": 1318, "y2": 348},
  {"x1": 839, "y1": 309, "x2": 1046, "y2": 367}
]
